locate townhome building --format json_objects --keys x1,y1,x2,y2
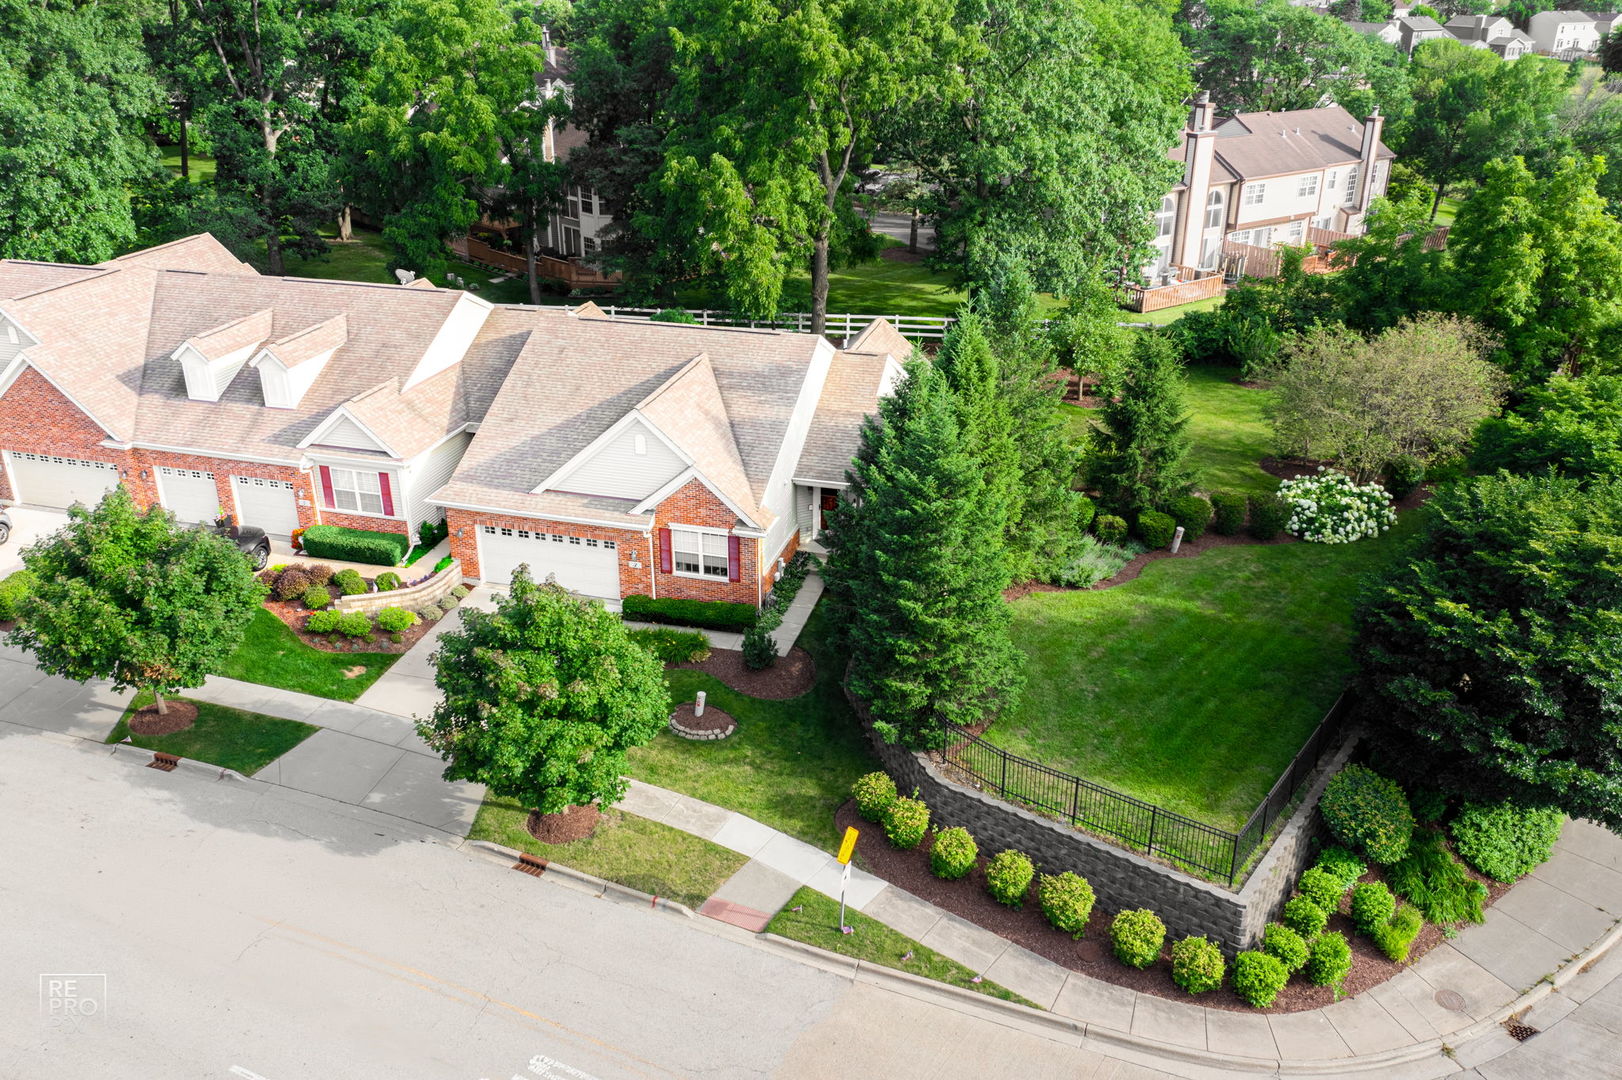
[
  {"x1": 1144, "y1": 94, "x2": 1393, "y2": 283},
  {"x1": 1444, "y1": 14, "x2": 1536, "y2": 57},
  {"x1": 1527, "y1": 10, "x2": 1604, "y2": 58},
  {"x1": 533, "y1": 37, "x2": 614, "y2": 261},
  {"x1": 0, "y1": 234, "x2": 907, "y2": 607}
]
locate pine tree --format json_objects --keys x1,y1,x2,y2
[
  {"x1": 1090, "y1": 331, "x2": 1194, "y2": 514},
  {"x1": 822, "y1": 362, "x2": 1026, "y2": 749}
]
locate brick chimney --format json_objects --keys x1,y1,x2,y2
[
  {"x1": 1176, "y1": 91, "x2": 1219, "y2": 270},
  {"x1": 1358, "y1": 106, "x2": 1385, "y2": 212}
]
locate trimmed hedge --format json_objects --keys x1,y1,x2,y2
[
  {"x1": 333, "y1": 568, "x2": 367, "y2": 596},
  {"x1": 1111, "y1": 909, "x2": 1166, "y2": 969},
  {"x1": 621, "y1": 594, "x2": 757, "y2": 631},
  {"x1": 1297, "y1": 867, "x2": 1347, "y2": 911},
  {"x1": 1262, "y1": 922, "x2": 1308, "y2": 973},
  {"x1": 376, "y1": 607, "x2": 418, "y2": 633},
  {"x1": 302, "y1": 585, "x2": 333, "y2": 610},
  {"x1": 307, "y1": 609, "x2": 341, "y2": 634},
  {"x1": 1283, "y1": 896, "x2": 1329, "y2": 938},
  {"x1": 0, "y1": 569, "x2": 36, "y2": 621},
  {"x1": 930, "y1": 827, "x2": 979, "y2": 880},
  {"x1": 299, "y1": 525, "x2": 409, "y2": 566},
  {"x1": 985, "y1": 849, "x2": 1035, "y2": 907},
  {"x1": 1351, "y1": 881, "x2": 1397, "y2": 934},
  {"x1": 1171, "y1": 936, "x2": 1225, "y2": 995},
  {"x1": 1315, "y1": 846, "x2": 1369, "y2": 889},
  {"x1": 1166, "y1": 495, "x2": 1214, "y2": 541},
  {"x1": 1037, "y1": 872, "x2": 1096, "y2": 938},
  {"x1": 883, "y1": 796, "x2": 930, "y2": 849},
  {"x1": 852, "y1": 772, "x2": 898, "y2": 823},
  {"x1": 1451, "y1": 801, "x2": 1564, "y2": 883},
  {"x1": 1320, "y1": 764, "x2": 1415, "y2": 865},
  {"x1": 1233, "y1": 951, "x2": 1289, "y2": 1008},
  {"x1": 336, "y1": 611, "x2": 372, "y2": 638},
  {"x1": 1136, "y1": 510, "x2": 1177, "y2": 549},
  {"x1": 1210, "y1": 492, "x2": 1246, "y2": 536},
  {"x1": 1094, "y1": 514, "x2": 1128, "y2": 545},
  {"x1": 1246, "y1": 493, "x2": 1290, "y2": 540},
  {"x1": 1306, "y1": 932, "x2": 1353, "y2": 988}
]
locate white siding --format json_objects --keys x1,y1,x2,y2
[
  {"x1": 762, "y1": 338, "x2": 837, "y2": 559},
  {"x1": 314, "y1": 414, "x2": 388, "y2": 452},
  {"x1": 402, "y1": 293, "x2": 493, "y2": 390},
  {"x1": 402, "y1": 432, "x2": 471, "y2": 535},
  {"x1": 556, "y1": 419, "x2": 686, "y2": 500},
  {"x1": 0, "y1": 315, "x2": 32, "y2": 366}
]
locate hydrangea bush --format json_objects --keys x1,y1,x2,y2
[{"x1": 1277, "y1": 468, "x2": 1396, "y2": 544}]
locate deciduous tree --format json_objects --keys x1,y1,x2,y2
[{"x1": 1472, "y1": 374, "x2": 1622, "y2": 480}]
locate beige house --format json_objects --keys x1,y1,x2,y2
[{"x1": 1143, "y1": 94, "x2": 1394, "y2": 284}]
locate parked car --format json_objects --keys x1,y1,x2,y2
[
  {"x1": 210, "y1": 519, "x2": 271, "y2": 570},
  {"x1": 0, "y1": 509, "x2": 10, "y2": 546}
]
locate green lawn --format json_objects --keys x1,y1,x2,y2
[
  {"x1": 1432, "y1": 195, "x2": 1464, "y2": 227},
  {"x1": 1123, "y1": 294, "x2": 1226, "y2": 326},
  {"x1": 470, "y1": 799, "x2": 748, "y2": 908},
  {"x1": 106, "y1": 694, "x2": 317, "y2": 775},
  {"x1": 988, "y1": 512, "x2": 1420, "y2": 833},
  {"x1": 626, "y1": 604, "x2": 876, "y2": 852},
  {"x1": 766, "y1": 887, "x2": 1037, "y2": 1007},
  {"x1": 159, "y1": 146, "x2": 217, "y2": 186},
  {"x1": 213, "y1": 607, "x2": 398, "y2": 702}
]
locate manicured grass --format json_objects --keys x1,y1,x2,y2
[
  {"x1": 213, "y1": 607, "x2": 398, "y2": 702},
  {"x1": 1432, "y1": 195, "x2": 1464, "y2": 227},
  {"x1": 159, "y1": 146, "x2": 217, "y2": 186},
  {"x1": 626, "y1": 603, "x2": 877, "y2": 852},
  {"x1": 1122, "y1": 294, "x2": 1226, "y2": 326},
  {"x1": 106, "y1": 693, "x2": 317, "y2": 775},
  {"x1": 767, "y1": 887, "x2": 1038, "y2": 1007},
  {"x1": 469, "y1": 798, "x2": 748, "y2": 908},
  {"x1": 989, "y1": 512, "x2": 1421, "y2": 832}
]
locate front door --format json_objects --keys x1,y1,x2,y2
[{"x1": 819, "y1": 490, "x2": 839, "y2": 529}]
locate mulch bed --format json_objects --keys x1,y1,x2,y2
[
  {"x1": 263, "y1": 598, "x2": 437, "y2": 654},
  {"x1": 527, "y1": 804, "x2": 601, "y2": 844},
  {"x1": 673, "y1": 646, "x2": 815, "y2": 700},
  {"x1": 668, "y1": 702, "x2": 737, "y2": 740},
  {"x1": 836, "y1": 799, "x2": 1509, "y2": 1014},
  {"x1": 128, "y1": 700, "x2": 199, "y2": 736}
]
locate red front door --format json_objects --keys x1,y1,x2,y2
[{"x1": 819, "y1": 490, "x2": 839, "y2": 529}]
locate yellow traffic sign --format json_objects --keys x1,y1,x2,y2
[{"x1": 837, "y1": 826, "x2": 859, "y2": 865}]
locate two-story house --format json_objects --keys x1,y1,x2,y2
[
  {"x1": 533, "y1": 38, "x2": 615, "y2": 261},
  {"x1": 1527, "y1": 10, "x2": 1603, "y2": 58},
  {"x1": 1444, "y1": 15, "x2": 1536, "y2": 58},
  {"x1": 1144, "y1": 94, "x2": 1393, "y2": 283}
]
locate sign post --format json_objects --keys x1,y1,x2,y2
[{"x1": 836, "y1": 826, "x2": 859, "y2": 932}]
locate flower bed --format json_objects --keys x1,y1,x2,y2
[
  {"x1": 1277, "y1": 468, "x2": 1396, "y2": 544},
  {"x1": 257, "y1": 562, "x2": 467, "y2": 654}
]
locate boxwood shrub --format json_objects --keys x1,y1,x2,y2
[
  {"x1": 300, "y1": 524, "x2": 409, "y2": 566},
  {"x1": 621, "y1": 594, "x2": 758, "y2": 631},
  {"x1": 1136, "y1": 510, "x2": 1177, "y2": 549},
  {"x1": 851, "y1": 772, "x2": 898, "y2": 823},
  {"x1": 336, "y1": 611, "x2": 373, "y2": 638},
  {"x1": 1110, "y1": 909, "x2": 1166, "y2": 969},
  {"x1": 375, "y1": 606, "x2": 418, "y2": 633},
  {"x1": 302, "y1": 584, "x2": 333, "y2": 610},
  {"x1": 1262, "y1": 922, "x2": 1308, "y2": 973},
  {"x1": 333, "y1": 568, "x2": 368, "y2": 596},
  {"x1": 1350, "y1": 881, "x2": 1397, "y2": 934},
  {"x1": 930, "y1": 827, "x2": 979, "y2": 880},
  {"x1": 0, "y1": 569, "x2": 37, "y2": 620},
  {"x1": 375, "y1": 571, "x2": 403, "y2": 591},
  {"x1": 1171, "y1": 936, "x2": 1225, "y2": 995},
  {"x1": 1297, "y1": 866, "x2": 1347, "y2": 911},
  {"x1": 1305, "y1": 931, "x2": 1353, "y2": 988},
  {"x1": 1166, "y1": 495, "x2": 1214, "y2": 541},
  {"x1": 1246, "y1": 493, "x2": 1290, "y2": 540},
  {"x1": 306, "y1": 609, "x2": 342, "y2": 634},
  {"x1": 1372, "y1": 905, "x2": 1424, "y2": 963},
  {"x1": 1037, "y1": 872, "x2": 1095, "y2": 938},
  {"x1": 1233, "y1": 950, "x2": 1290, "y2": 1008},
  {"x1": 1094, "y1": 514, "x2": 1128, "y2": 545},
  {"x1": 985, "y1": 849, "x2": 1035, "y2": 907},
  {"x1": 1283, "y1": 897, "x2": 1329, "y2": 939},
  {"x1": 1314, "y1": 846, "x2": 1369, "y2": 889},
  {"x1": 1450, "y1": 801, "x2": 1565, "y2": 883},
  {"x1": 883, "y1": 796, "x2": 930, "y2": 849},
  {"x1": 1210, "y1": 491, "x2": 1246, "y2": 536},
  {"x1": 1319, "y1": 764, "x2": 1415, "y2": 865}
]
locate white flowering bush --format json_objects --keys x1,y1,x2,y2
[{"x1": 1277, "y1": 468, "x2": 1396, "y2": 544}]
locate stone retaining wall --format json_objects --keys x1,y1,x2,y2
[
  {"x1": 334, "y1": 559, "x2": 463, "y2": 617},
  {"x1": 854, "y1": 690, "x2": 1357, "y2": 953}
]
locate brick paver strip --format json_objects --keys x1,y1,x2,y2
[{"x1": 698, "y1": 897, "x2": 774, "y2": 933}]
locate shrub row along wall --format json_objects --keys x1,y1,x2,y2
[
  {"x1": 333, "y1": 560, "x2": 464, "y2": 617},
  {"x1": 852, "y1": 687, "x2": 1357, "y2": 952}
]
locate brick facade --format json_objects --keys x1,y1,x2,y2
[
  {"x1": 445, "y1": 507, "x2": 653, "y2": 596},
  {"x1": 127, "y1": 449, "x2": 316, "y2": 530},
  {"x1": 0, "y1": 367, "x2": 131, "y2": 502},
  {"x1": 651, "y1": 478, "x2": 756, "y2": 605},
  {"x1": 318, "y1": 510, "x2": 409, "y2": 535}
]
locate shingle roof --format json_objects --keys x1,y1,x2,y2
[
  {"x1": 264, "y1": 313, "x2": 347, "y2": 368},
  {"x1": 105, "y1": 233, "x2": 255, "y2": 276},
  {"x1": 795, "y1": 350, "x2": 893, "y2": 487},
  {"x1": 1208, "y1": 106, "x2": 1394, "y2": 181},
  {"x1": 185, "y1": 309, "x2": 274, "y2": 360},
  {"x1": 0, "y1": 261, "x2": 107, "y2": 300},
  {"x1": 635, "y1": 354, "x2": 763, "y2": 524}
]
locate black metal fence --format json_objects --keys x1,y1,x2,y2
[{"x1": 938, "y1": 694, "x2": 1350, "y2": 886}]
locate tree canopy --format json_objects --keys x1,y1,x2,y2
[
  {"x1": 417, "y1": 568, "x2": 670, "y2": 814},
  {"x1": 1472, "y1": 374, "x2": 1622, "y2": 481},
  {"x1": 6, "y1": 487, "x2": 265, "y2": 713}
]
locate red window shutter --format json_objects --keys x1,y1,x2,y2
[
  {"x1": 318, "y1": 466, "x2": 335, "y2": 509},
  {"x1": 658, "y1": 528, "x2": 672, "y2": 573},
  {"x1": 378, "y1": 472, "x2": 394, "y2": 516},
  {"x1": 727, "y1": 534, "x2": 741, "y2": 582}
]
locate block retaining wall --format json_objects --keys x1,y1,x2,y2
[
  {"x1": 853, "y1": 689, "x2": 1357, "y2": 953},
  {"x1": 334, "y1": 559, "x2": 463, "y2": 616}
]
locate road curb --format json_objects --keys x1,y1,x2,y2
[
  {"x1": 463, "y1": 838, "x2": 697, "y2": 919},
  {"x1": 106, "y1": 740, "x2": 251, "y2": 783}
]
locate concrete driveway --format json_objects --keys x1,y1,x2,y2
[{"x1": 0, "y1": 506, "x2": 68, "y2": 577}]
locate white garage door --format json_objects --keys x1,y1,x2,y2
[
  {"x1": 157, "y1": 467, "x2": 219, "y2": 524},
  {"x1": 6, "y1": 451, "x2": 120, "y2": 510},
  {"x1": 231, "y1": 476, "x2": 299, "y2": 538},
  {"x1": 477, "y1": 525, "x2": 621, "y2": 596}
]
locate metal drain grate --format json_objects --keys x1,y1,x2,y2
[
  {"x1": 1504, "y1": 1022, "x2": 1539, "y2": 1042},
  {"x1": 512, "y1": 853, "x2": 547, "y2": 877},
  {"x1": 147, "y1": 752, "x2": 180, "y2": 772},
  {"x1": 1435, "y1": 989, "x2": 1468, "y2": 1012}
]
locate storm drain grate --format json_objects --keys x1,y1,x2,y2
[
  {"x1": 1503, "y1": 1022, "x2": 1539, "y2": 1042},
  {"x1": 513, "y1": 853, "x2": 547, "y2": 877},
  {"x1": 147, "y1": 752, "x2": 180, "y2": 772},
  {"x1": 1435, "y1": 989, "x2": 1468, "y2": 1012}
]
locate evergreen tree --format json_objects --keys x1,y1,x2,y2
[
  {"x1": 822, "y1": 362, "x2": 1025, "y2": 749},
  {"x1": 1089, "y1": 332, "x2": 1194, "y2": 514}
]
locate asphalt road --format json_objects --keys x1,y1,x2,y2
[{"x1": 0, "y1": 730, "x2": 1179, "y2": 1080}]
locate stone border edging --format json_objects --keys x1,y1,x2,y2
[{"x1": 333, "y1": 558, "x2": 463, "y2": 616}]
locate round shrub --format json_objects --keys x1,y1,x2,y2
[
  {"x1": 450, "y1": 584, "x2": 470, "y2": 599},
  {"x1": 1167, "y1": 495, "x2": 1214, "y2": 541},
  {"x1": 883, "y1": 796, "x2": 930, "y2": 849},
  {"x1": 1037, "y1": 872, "x2": 1096, "y2": 938},
  {"x1": 1233, "y1": 950, "x2": 1290, "y2": 1008},
  {"x1": 929, "y1": 827, "x2": 978, "y2": 880},
  {"x1": 1384, "y1": 455, "x2": 1426, "y2": 499},
  {"x1": 1094, "y1": 514, "x2": 1128, "y2": 545},
  {"x1": 1314, "y1": 846, "x2": 1368, "y2": 889},
  {"x1": 1350, "y1": 881, "x2": 1397, "y2": 934},
  {"x1": 1451, "y1": 801, "x2": 1565, "y2": 883},
  {"x1": 1246, "y1": 493, "x2": 1290, "y2": 540},
  {"x1": 985, "y1": 849, "x2": 1035, "y2": 907},
  {"x1": 1305, "y1": 931, "x2": 1353, "y2": 988},
  {"x1": 1262, "y1": 922, "x2": 1308, "y2": 973},
  {"x1": 1277, "y1": 469, "x2": 1396, "y2": 544},
  {"x1": 375, "y1": 571, "x2": 403, "y2": 592},
  {"x1": 301, "y1": 584, "x2": 332, "y2": 610},
  {"x1": 1136, "y1": 510, "x2": 1177, "y2": 549},
  {"x1": 1283, "y1": 897, "x2": 1329, "y2": 939},
  {"x1": 336, "y1": 611, "x2": 372, "y2": 638},
  {"x1": 1319, "y1": 764, "x2": 1416, "y2": 865},
  {"x1": 437, "y1": 596, "x2": 459, "y2": 614},
  {"x1": 274, "y1": 567, "x2": 312, "y2": 601},
  {"x1": 303, "y1": 563, "x2": 334, "y2": 588},
  {"x1": 418, "y1": 606, "x2": 444, "y2": 622},
  {"x1": 1075, "y1": 496, "x2": 1097, "y2": 533},
  {"x1": 1210, "y1": 491, "x2": 1246, "y2": 536},
  {"x1": 1297, "y1": 867, "x2": 1347, "y2": 912},
  {"x1": 1171, "y1": 936, "x2": 1225, "y2": 995},
  {"x1": 306, "y1": 609, "x2": 342, "y2": 634},
  {"x1": 1110, "y1": 909, "x2": 1166, "y2": 970},
  {"x1": 375, "y1": 606, "x2": 418, "y2": 634},
  {"x1": 852, "y1": 772, "x2": 898, "y2": 823},
  {"x1": 1372, "y1": 905, "x2": 1424, "y2": 963},
  {"x1": 333, "y1": 568, "x2": 367, "y2": 596}
]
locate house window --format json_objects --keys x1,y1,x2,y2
[
  {"x1": 1205, "y1": 190, "x2": 1224, "y2": 229},
  {"x1": 579, "y1": 189, "x2": 595, "y2": 215},
  {"x1": 1289, "y1": 220, "x2": 1305, "y2": 241},
  {"x1": 583, "y1": 237, "x2": 598, "y2": 253},
  {"x1": 1155, "y1": 196, "x2": 1175, "y2": 239},
  {"x1": 329, "y1": 468, "x2": 383, "y2": 515},
  {"x1": 1243, "y1": 182, "x2": 1265, "y2": 206},
  {"x1": 670, "y1": 528, "x2": 729, "y2": 578},
  {"x1": 1344, "y1": 165, "x2": 1361, "y2": 205},
  {"x1": 563, "y1": 226, "x2": 581, "y2": 255},
  {"x1": 1297, "y1": 174, "x2": 1320, "y2": 197}
]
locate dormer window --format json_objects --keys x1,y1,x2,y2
[
  {"x1": 175, "y1": 309, "x2": 273, "y2": 402},
  {"x1": 250, "y1": 314, "x2": 347, "y2": 408}
]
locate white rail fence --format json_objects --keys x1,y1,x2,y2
[{"x1": 581, "y1": 305, "x2": 1154, "y2": 338}]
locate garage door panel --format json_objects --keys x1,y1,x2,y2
[
  {"x1": 478, "y1": 525, "x2": 621, "y2": 597},
  {"x1": 6, "y1": 451, "x2": 120, "y2": 510},
  {"x1": 231, "y1": 476, "x2": 299, "y2": 538},
  {"x1": 158, "y1": 468, "x2": 219, "y2": 524}
]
